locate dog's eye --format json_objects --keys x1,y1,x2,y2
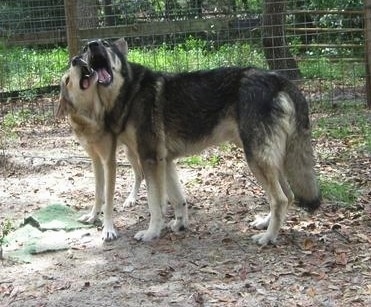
[
  {"x1": 102, "y1": 40, "x2": 110, "y2": 47},
  {"x1": 65, "y1": 76, "x2": 70, "y2": 85}
]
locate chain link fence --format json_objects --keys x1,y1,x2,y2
[{"x1": 0, "y1": 0, "x2": 367, "y2": 124}]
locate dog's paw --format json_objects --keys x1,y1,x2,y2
[
  {"x1": 78, "y1": 213, "x2": 99, "y2": 224},
  {"x1": 134, "y1": 229, "x2": 160, "y2": 242},
  {"x1": 102, "y1": 224, "x2": 118, "y2": 241},
  {"x1": 169, "y1": 218, "x2": 188, "y2": 233},
  {"x1": 251, "y1": 232, "x2": 277, "y2": 246},
  {"x1": 250, "y1": 214, "x2": 270, "y2": 230},
  {"x1": 123, "y1": 196, "x2": 136, "y2": 208}
]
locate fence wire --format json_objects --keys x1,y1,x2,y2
[{"x1": 0, "y1": 0, "x2": 366, "y2": 124}]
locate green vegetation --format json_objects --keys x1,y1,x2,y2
[
  {"x1": 320, "y1": 179, "x2": 358, "y2": 206},
  {"x1": 0, "y1": 219, "x2": 12, "y2": 259},
  {"x1": 1, "y1": 46, "x2": 68, "y2": 92},
  {"x1": 313, "y1": 103, "x2": 371, "y2": 152},
  {"x1": 312, "y1": 102, "x2": 370, "y2": 206},
  {"x1": 1, "y1": 109, "x2": 53, "y2": 139},
  {"x1": 1, "y1": 37, "x2": 365, "y2": 91},
  {"x1": 181, "y1": 153, "x2": 221, "y2": 168},
  {"x1": 128, "y1": 38, "x2": 267, "y2": 72},
  {"x1": 299, "y1": 58, "x2": 364, "y2": 80}
]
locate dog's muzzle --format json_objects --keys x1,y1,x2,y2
[
  {"x1": 71, "y1": 56, "x2": 96, "y2": 90},
  {"x1": 86, "y1": 40, "x2": 113, "y2": 86}
]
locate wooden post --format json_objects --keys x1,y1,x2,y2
[
  {"x1": 64, "y1": 0, "x2": 79, "y2": 60},
  {"x1": 364, "y1": 0, "x2": 371, "y2": 108}
]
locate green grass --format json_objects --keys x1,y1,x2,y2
[
  {"x1": 128, "y1": 38, "x2": 267, "y2": 72},
  {"x1": 299, "y1": 58, "x2": 364, "y2": 80},
  {"x1": 312, "y1": 102, "x2": 370, "y2": 206},
  {"x1": 1, "y1": 46, "x2": 68, "y2": 92},
  {"x1": 320, "y1": 179, "x2": 358, "y2": 206},
  {"x1": 313, "y1": 103, "x2": 371, "y2": 152},
  {"x1": 1, "y1": 109, "x2": 53, "y2": 133},
  {"x1": 181, "y1": 153, "x2": 221, "y2": 168}
]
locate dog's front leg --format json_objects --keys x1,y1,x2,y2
[
  {"x1": 101, "y1": 139, "x2": 118, "y2": 241},
  {"x1": 134, "y1": 158, "x2": 166, "y2": 241},
  {"x1": 78, "y1": 150, "x2": 104, "y2": 224}
]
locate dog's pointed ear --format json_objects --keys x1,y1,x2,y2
[
  {"x1": 114, "y1": 38, "x2": 128, "y2": 56},
  {"x1": 56, "y1": 95, "x2": 69, "y2": 118}
]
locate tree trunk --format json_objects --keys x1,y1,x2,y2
[{"x1": 262, "y1": 0, "x2": 300, "y2": 80}]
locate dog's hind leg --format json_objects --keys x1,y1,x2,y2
[
  {"x1": 78, "y1": 150, "x2": 104, "y2": 224},
  {"x1": 250, "y1": 173, "x2": 294, "y2": 230},
  {"x1": 134, "y1": 158, "x2": 166, "y2": 241},
  {"x1": 123, "y1": 147, "x2": 143, "y2": 208},
  {"x1": 166, "y1": 161, "x2": 189, "y2": 233},
  {"x1": 248, "y1": 161, "x2": 289, "y2": 245}
]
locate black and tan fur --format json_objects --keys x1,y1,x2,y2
[{"x1": 58, "y1": 38, "x2": 321, "y2": 245}]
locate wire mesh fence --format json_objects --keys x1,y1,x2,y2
[{"x1": 0, "y1": 0, "x2": 367, "y2": 124}]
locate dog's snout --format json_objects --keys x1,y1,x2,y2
[
  {"x1": 71, "y1": 56, "x2": 80, "y2": 66},
  {"x1": 71, "y1": 56, "x2": 88, "y2": 68},
  {"x1": 88, "y1": 40, "x2": 100, "y2": 49}
]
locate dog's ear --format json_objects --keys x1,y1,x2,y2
[
  {"x1": 56, "y1": 95, "x2": 69, "y2": 118},
  {"x1": 114, "y1": 38, "x2": 128, "y2": 56}
]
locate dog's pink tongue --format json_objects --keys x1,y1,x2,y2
[{"x1": 97, "y1": 68, "x2": 111, "y2": 83}]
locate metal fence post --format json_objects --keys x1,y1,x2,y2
[{"x1": 64, "y1": 0, "x2": 79, "y2": 60}]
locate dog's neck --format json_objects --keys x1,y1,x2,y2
[{"x1": 68, "y1": 95, "x2": 105, "y2": 134}]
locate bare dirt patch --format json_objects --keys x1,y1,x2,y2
[{"x1": 1, "y1": 121, "x2": 370, "y2": 307}]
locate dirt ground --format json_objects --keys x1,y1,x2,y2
[{"x1": 1, "y1": 120, "x2": 370, "y2": 307}]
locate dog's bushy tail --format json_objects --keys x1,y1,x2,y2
[{"x1": 282, "y1": 79, "x2": 321, "y2": 211}]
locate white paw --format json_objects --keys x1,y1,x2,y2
[
  {"x1": 251, "y1": 232, "x2": 277, "y2": 246},
  {"x1": 169, "y1": 218, "x2": 188, "y2": 232},
  {"x1": 134, "y1": 229, "x2": 161, "y2": 242},
  {"x1": 78, "y1": 213, "x2": 99, "y2": 224},
  {"x1": 250, "y1": 214, "x2": 270, "y2": 230},
  {"x1": 123, "y1": 196, "x2": 136, "y2": 208},
  {"x1": 102, "y1": 224, "x2": 118, "y2": 241}
]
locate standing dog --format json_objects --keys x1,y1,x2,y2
[
  {"x1": 57, "y1": 56, "x2": 143, "y2": 240},
  {"x1": 58, "y1": 38, "x2": 320, "y2": 245}
]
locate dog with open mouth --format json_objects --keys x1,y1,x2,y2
[
  {"x1": 57, "y1": 55, "x2": 143, "y2": 240},
  {"x1": 59, "y1": 38, "x2": 321, "y2": 245}
]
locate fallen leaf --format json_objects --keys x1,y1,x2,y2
[
  {"x1": 306, "y1": 287, "x2": 316, "y2": 297},
  {"x1": 335, "y1": 252, "x2": 348, "y2": 266},
  {"x1": 302, "y1": 238, "x2": 316, "y2": 250}
]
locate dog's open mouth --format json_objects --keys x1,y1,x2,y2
[
  {"x1": 71, "y1": 56, "x2": 96, "y2": 90},
  {"x1": 89, "y1": 53, "x2": 112, "y2": 86}
]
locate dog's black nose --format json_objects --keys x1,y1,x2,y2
[
  {"x1": 88, "y1": 40, "x2": 99, "y2": 49},
  {"x1": 71, "y1": 56, "x2": 80, "y2": 66},
  {"x1": 71, "y1": 56, "x2": 87, "y2": 67}
]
